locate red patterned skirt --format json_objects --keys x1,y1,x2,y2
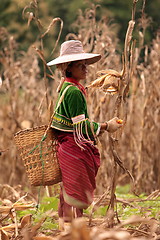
[{"x1": 57, "y1": 131, "x2": 100, "y2": 208}]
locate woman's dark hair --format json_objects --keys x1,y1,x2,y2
[
  {"x1": 66, "y1": 70, "x2": 72, "y2": 77},
  {"x1": 65, "y1": 62, "x2": 73, "y2": 77}
]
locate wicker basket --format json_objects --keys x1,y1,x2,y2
[{"x1": 14, "y1": 125, "x2": 62, "y2": 186}]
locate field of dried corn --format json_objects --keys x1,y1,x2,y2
[
  {"x1": 0, "y1": 6, "x2": 159, "y2": 193},
  {"x1": 0, "y1": 4, "x2": 160, "y2": 239}
]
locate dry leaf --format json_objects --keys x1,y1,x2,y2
[
  {"x1": 33, "y1": 235, "x2": 55, "y2": 240},
  {"x1": 13, "y1": 203, "x2": 35, "y2": 211},
  {"x1": 0, "y1": 230, "x2": 10, "y2": 240},
  {"x1": 0, "y1": 206, "x2": 11, "y2": 214},
  {"x1": 21, "y1": 214, "x2": 32, "y2": 228},
  {"x1": 71, "y1": 218, "x2": 90, "y2": 240},
  {"x1": 27, "y1": 12, "x2": 34, "y2": 27},
  {"x1": 87, "y1": 75, "x2": 106, "y2": 88},
  {"x1": 98, "y1": 230, "x2": 130, "y2": 240},
  {"x1": 30, "y1": 217, "x2": 46, "y2": 238},
  {"x1": 0, "y1": 203, "x2": 35, "y2": 214},
  {"x1": 97, "y1": 69, "x2": 122, "y2": 77},
  {"x1": 116, "y1": 215, "x2": 157, "y2": 229},
  {"x1": 0, "y1": 223, "x2": 21, "y2": 231}
]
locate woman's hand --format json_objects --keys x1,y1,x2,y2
[
  {"x1": 100, "y1": 117, "x2": 123, "y2": 134},
  {"x1": 106, "y1": 117, "x2": 123, "y2": 133}
]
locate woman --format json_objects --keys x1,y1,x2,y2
[{"x1": 47, "y1": 40, "x2": 122, "y2": 228}]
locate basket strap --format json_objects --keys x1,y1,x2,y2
[
  {"x1": 43, "y1": 84, "x2": 72, "y2": 138},
  {"x1": 54, "y1": 84, "x2": 72, "y2": 114}
]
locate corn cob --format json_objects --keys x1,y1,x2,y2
[
  {"x1": 116, "y1": 119, "x2": 123, "y2": 124},
  {"x1": 87, "y1": 69, "x2": 122, "y2": 94}
]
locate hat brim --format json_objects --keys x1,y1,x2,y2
[{"x1": 47, "y1": 53, "x2": 101, "y2": 66}]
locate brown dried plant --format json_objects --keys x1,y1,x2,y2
[
  {"x1": 0, "y1": 0, "x2": 63, "y2": 187},
  {"x1": 0, "y1": 1, "x2": 160, "y2": 239},
  {"x1": 0, "y1": 0, "x2": 159, "y2": 205}
]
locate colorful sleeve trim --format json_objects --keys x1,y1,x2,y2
[
  {"x1": 71, "y1": 114, "x2": 85, "y2": 124},
  {"x1": 71, "y1": 117, "x2": 98, "y2": 150}
]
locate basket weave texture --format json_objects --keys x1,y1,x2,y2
[{"x1": 14, "y1": 125, "x2": 62, "y2": 186}]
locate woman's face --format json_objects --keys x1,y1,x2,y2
[{"x1": 67, "y1": 60, "x2": 88, "y2": 81}]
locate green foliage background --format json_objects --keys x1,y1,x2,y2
[{"x1": 0, "y1": 0, "x2": 159, "y2": 57}]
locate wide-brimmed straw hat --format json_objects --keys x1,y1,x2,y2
[{"x1": 47, "y1": 40, "x2": 101, "y2": 66}]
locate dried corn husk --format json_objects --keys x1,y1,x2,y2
[
  {"x1": 0, "y1": 203, "x2": 35, "y2": 214},
  {"x1": 87, "y1": 69, "x2": 122, "y2": 94},
  {"x1": 0, "y1": 230, "x2": 10, "y2": 240},
  {"x1": 0, "y1": 224, "x2": 21, "y2": 231},
  {"x1": 87, "y1": 74, "x2": 106, "y2": 88},
  {"x1": 33, "y1": 235, "x2": 55, "y2": 240},
  {"x1": 20, "y1": 214, "x2": 32, "y2": 228}
]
